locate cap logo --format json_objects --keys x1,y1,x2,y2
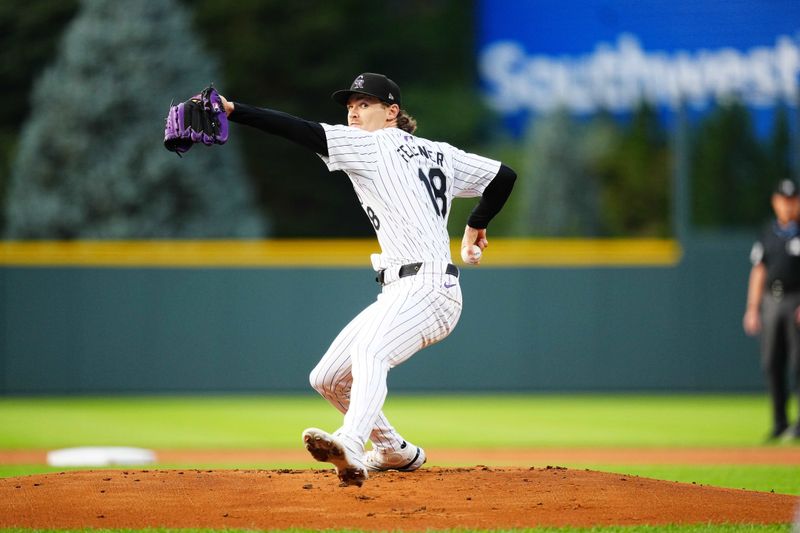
[
  {"x1": 778, "y1": 179, "x2": 798, "y2": 197},
  {"x1": 388, "y1": 92, "x2": 394, "y2": 100},
  {"x1": 352, "y1": 75, "x2": 365, "y2": 89}
]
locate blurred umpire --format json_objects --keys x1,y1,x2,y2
[{"x1": 743, "y1": 179, "x2": 800, "y2": 442}]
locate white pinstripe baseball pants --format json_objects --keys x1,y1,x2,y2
[{"x1": 309, "y1": 262, "x2": 462, "y2": 452}]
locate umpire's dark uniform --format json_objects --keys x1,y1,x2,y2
[{"x1": 748, "y1": 180, "x2": 800, "y2": 440}]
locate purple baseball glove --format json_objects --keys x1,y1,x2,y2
[{"x1": 164, "y1": 86, "x2": 229, "y2": 156}]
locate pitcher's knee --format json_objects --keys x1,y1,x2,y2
[
  {"x1": 310, "y1": 365, "x2": 345, "y2": 396},
  {"x1": 308, "y1": 368, "x2": 327, "y2": 394}
]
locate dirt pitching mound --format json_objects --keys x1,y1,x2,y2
[{"x1": 1, "y1": 467, "x2": 797, "y2": 530}]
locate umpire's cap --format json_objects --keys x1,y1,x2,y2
[
  {"x1": 332, "y1": 73, "x2": 401, "y2": 108},
  {"x1": 775, "y1": 179, "x2": 799, "y2": 197}
]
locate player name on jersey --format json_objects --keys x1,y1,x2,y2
[{"x1": 395, "y1": 142, "x2": 445, "y2": 166}]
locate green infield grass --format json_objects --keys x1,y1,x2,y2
[
  {"x1": 1, "y1": 393, "x2": 795, "y2": 449},
  {"x1": 1, "y1": 394, "x2": 798, "y2": 532},
  {"x1": 1, "y1": 393, "x2": 798, "y2": 494}
]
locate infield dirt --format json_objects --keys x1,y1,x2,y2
[{"x1": 2, "y1": 466, "x2": 798, "y2": 530}]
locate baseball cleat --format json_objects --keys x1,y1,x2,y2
[
  {"x1": 781, "y1": 424, "x2": 800, "y2": 442},
  {"x1": 302, "y1": 427, "x2": 368, "y2": 487},
  {"x1": 363, "y1": 440, "x2": 426, "y2": 472}
]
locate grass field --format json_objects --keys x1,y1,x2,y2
[
  {"x1": 1, "y1": 393, "x2": 799, "y2": 532},
  {"x1": 2, "y1": 393, "x2": 795, "y2": 449}
]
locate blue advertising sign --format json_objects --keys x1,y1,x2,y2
[{"x1": 478, "y1": 0, "x2": 800, "y2": 130}]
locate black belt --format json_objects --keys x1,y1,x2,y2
[
  {"x1": 376, "y1": 262, "x2": 459, "y2": 285},
  {"x1": 770, "y1": 279, "x2": 800, "y2": 300}
]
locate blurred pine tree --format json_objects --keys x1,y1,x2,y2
[
  {"x1": 0, "y1": 0, "x2": 79, "y2": 234},
  {"x1": 512, "y1": 103, "x2": 672, "y2": 238},
  {"x1": 600, "y1": 103, "x2": 671, "y2": 237},
  {"x1": 513, "y1": 109, "x2": 601, "y2": 237},
  {"x1": 690, "y1": 99, "x2": 769, "y2": 229},
  {"x1": 4, "y1": 0, "x2": 267, "y2": 238},
  {"x1": 767, "y1": 104, "x2": 794, "y2": 185}
]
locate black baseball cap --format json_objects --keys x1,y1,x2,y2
[
  {"x1": 775, "y1": 179, "x2": 799, "y2": 197},
  {"x1": 332, "y1": 73, "x2": 401, "y2": 108}
]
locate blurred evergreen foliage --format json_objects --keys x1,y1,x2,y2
[
  {"x1": 0, "y1": 0, "x2": 80, "y2": 234},
  {"x1": 767, "y1": 104, "x2": 794, "y2": 184},
  {"x1": 513, "y1": 109, "x2": 602, "y2": 236},
  {"x1": 689, "y1": 99, "x2": 784, "y2": 229},
  {"x1": 5, "y1": 0, "x2": 266, "y2": 238},
  {"x1": 598, "y1": 103, "x2": 671, "y2": 237},
  {"x1": 511, "y1": 104, "x2": 671, "y2": 237}
]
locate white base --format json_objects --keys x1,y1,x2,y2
[{"x1": 46, "y1": 446, "x2": 156, "y2": 467}]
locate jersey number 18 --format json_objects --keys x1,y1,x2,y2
[{"x1": 418, "y1": 168, "x2": 447, "y2": 218}]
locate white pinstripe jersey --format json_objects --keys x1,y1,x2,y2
[{"x1": 319, "y1": 124, "x2": 501, "y2": 270}]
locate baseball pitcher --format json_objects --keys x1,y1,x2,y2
[{"x1": 219, "y1": 73, "x2": 516, "y2": 486}]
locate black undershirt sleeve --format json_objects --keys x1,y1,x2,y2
[
  {"x1": 229, "y1": 102, "x2": 328, "y2": 157},
  {"x1": 228, "y1": 102, "x2": 514, "y2": 228},
  {"x1": 466, "y1": 163, "x2": 517, "y2": 229}
]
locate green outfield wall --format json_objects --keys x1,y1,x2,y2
[{"x1": 0, "y1": 235, "x2": 761, "y2": 394}]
